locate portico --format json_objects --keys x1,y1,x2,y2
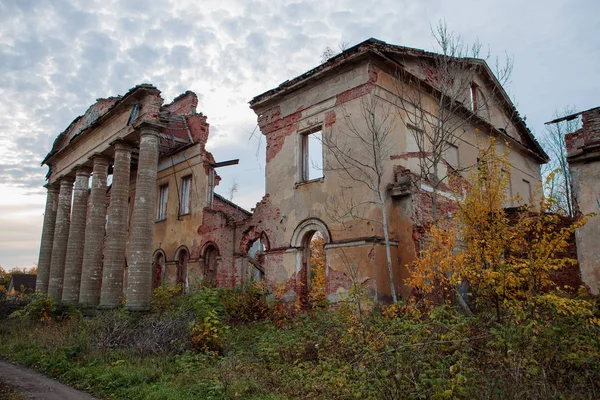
[{"x1": 37, "y1": 84, "x2": 174, "y2": 310}]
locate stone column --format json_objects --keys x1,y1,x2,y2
[
  {"x1": 126, "y1": 124, "x2": 161, "y2": 311},
  {"x1": 79, "y1": 155, "x2": 109, "y2": 307},
  {"x1": 99, "y1": 141, "x2": 133, "y2": 309},
  {"x1": 36, "y1": 183, "x2": 59, "y2": 294},
  {"x1": 61, "y1": 167, "x2": 91, "y2": 303},
  {"x1": 47, "y1": 177, "x2": 75, "y2": 300}
]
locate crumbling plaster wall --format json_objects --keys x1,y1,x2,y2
[
  {"x1": 196, "y1": 207, "x2": 238, "y2": 287},
  {"x1": 569, "y1": 162, "x2": 600, "y2": 293},
  {"x1": 376, "y1": 67, "x2": 542, "y2": 207},
  {"x1": 249, "y1": 57, "x2": 544, "y2": 301},
  {"x1": 152, "y1": 144, "x2": 207, "y2": 286},
  {"x1": 566, "y1": 108, "x2": 600, "y2": 294}
]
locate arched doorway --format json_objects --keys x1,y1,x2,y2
[
  {"x1": 202, "y1": 244, "x2": 219, "y2": 287},
  {"x1": 290, "y1": 219, "x2": 331, "y2": 301},
  {"x1": 175, "y1": 247, "x2": 189, "y2": 293},
  {"x1": 152, "y1": 250, "x2": 166, "y2": 289}
]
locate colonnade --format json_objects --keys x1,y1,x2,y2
[{"x1": 36, "y1": 123, "x2": 161, "y2": 311}]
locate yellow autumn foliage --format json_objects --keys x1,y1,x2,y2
[{"x1": 407, "y1": 136, "x2": 596, "y2": 323}]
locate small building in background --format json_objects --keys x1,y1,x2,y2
[{"x1": 8, "y1": 274, "x2": 36, "y2": 294}]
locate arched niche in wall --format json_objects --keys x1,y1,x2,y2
[
  {"x1": 152, "y1": 249, "x2": 166, "y2": 289},
  {"x1": 200, "y1": 242, "x2": 220, "y2": 287},
  {"x1": 174, "y1": 245, "x2": 190, "y2": 293}
]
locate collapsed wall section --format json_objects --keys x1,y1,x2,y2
[{"x1": 565, "y1": 107, "x2": 600, "y2": 294}]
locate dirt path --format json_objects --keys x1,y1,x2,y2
[{"x1": 0, "y1": 360, "x2": 97, "y2": 400}]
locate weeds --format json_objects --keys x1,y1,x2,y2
[{"x1": 0, "y1": 284, "x2": 598, "y2": 399}]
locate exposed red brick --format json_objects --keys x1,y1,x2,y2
[
  {"x1": 327, "y1": 268, "x2": 352, "y2": 296},
  {"x1": 324, "y1": 110, "x2": 337, "y2": 127},
  {"x1": 213, "y1": 195, "x2": 250, "y2": 223},
  {"x1": 164, "y1": 91, "x2": 198, "y2": 115},
  {"x1": 259, "y1": 106, "x2": 304, "y2": 163},
  {"x1": 186, "y1": 113, "x2": 210, "y2": 145},
  {"x1": 334, "y1": 65, "x2": 378, "y2": 106}
]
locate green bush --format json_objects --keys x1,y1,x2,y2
[{"x1": 0, "y1": 285, "x2": 598, "y2": 399}]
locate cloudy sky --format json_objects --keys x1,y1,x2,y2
[{"x1": 0, "y1": 0, "x2": 598, "y2": 269}]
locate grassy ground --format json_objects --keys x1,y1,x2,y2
[{"x1": 0, "y1": 287, "x2": 599, "y2": 400}]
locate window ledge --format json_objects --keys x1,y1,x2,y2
[
  {"x1": 155, "y1": 218, "x2": 167, "y2": 223},
  {"x1": 178, "y1": 212, "x2": 191, "y2": 218},
  {"x1": 295, "y1": 177, "x2": 324, "y2": 188}
]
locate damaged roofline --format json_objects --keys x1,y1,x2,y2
[
  {"x1": 249, "y1": 37, "x2": 488, "y2": 108},
  {"x1": 249, "y1": 37, "x2": 548, "y2": 163},
  {"x1": 41, "y1": 83, "x2": 161, "y2": 167},
  {"x1": 214, "y1": 192, "x2": 253, "y2": 217},
  {"x1": 545, "y1": 106, "x2": 600, "y2": 125}
]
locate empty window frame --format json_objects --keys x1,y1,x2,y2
[
  {"x1": 157, "y1": 184, "x2": 168, "y2": 221},
  {"x1": 300, "y1": 128, "x2": 323, "y2": 181},
  {"x1": 469, "y1": 83, "x2": 478, "y2": 113},
  {"x1": 406, "y1": 128, "x2": 422, "y2": 153},
  {"x1": 180, "y1": 175, "x2": 192, "y2": 215},
  {"x1": 522, "y1": 179, "x2": 532, "y2": 203},
  {"x1": 444, "y1": 142, "x2": 459, "y2": 169}
]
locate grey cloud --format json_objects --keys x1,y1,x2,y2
[
  {"x1": 0, "y1": 163, "x2": 46, "y2": 189},
  {"x1": 117, "y1": 17, "x2": 145, "y2": 35},
  {"x1": 168, "y1": 45, "x2": 192, "y2": 68},
  {"x1": 246, "y1": 32, "x2": 268, "y2": 51},
  {"x1": 79, "y1": 31, "x2": 119, "y2": 65},
  {"x1": 282, "y1": 2, "x2": 318, "y2": 20},
  {"x1": 330, "y1": 11, "x2": 355, "y2": 26},
  {"x1": 192, "y1": 29, "x2": 217, "y2": 47},
  {"x1": 128, "y1": 44, "x2": 161, "y2": 65},
  {"x1": 221, "y1": 19, "x2": 243, "y2": 38},
  {"x1": 0, "y1": 0, "x2": 598, "y2": 268},
  {"x1": 160, "y1": 17, "x2": 195, "y2": 39}
]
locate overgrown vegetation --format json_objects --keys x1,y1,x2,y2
[
  {"x1": 1, "y1": 277, "x2": 598, "y2": 399},
  {"x1": 1, "y1": 139, "x2": 598, "y2": 399}
]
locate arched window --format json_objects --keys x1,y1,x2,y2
[
  {"x1": 152, "y1": 250, "x2": 166, "y2": 289},
  {"x1": 175, "y1": 246, "x2": 190, "y2": 293},
  {"x1": 202, "y1": 243, "x2": 219, "y2": 287}
]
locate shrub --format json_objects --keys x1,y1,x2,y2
[
  {"x1": 9, "y1": 293, "x2": 52, "y2": 322},
  {"x1": 221, "y1": 280, "x2": 270, "y2": 323},
  {"x1": 150, "y1": 285, "x2": 182, "y2": 313},
  {"x1": 190, "y1": 310, "x2": 229, "y2": 354},
  {"x1": 88, "y1": 309, "x2": 193, "y2": 354}
]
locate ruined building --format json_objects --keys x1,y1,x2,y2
[
  {"x1": 548, "y1": 107, "x2": 600, "y2": 294},
  {"x1": 36, "y1": 39, "x2": 548, "y2": 308}
]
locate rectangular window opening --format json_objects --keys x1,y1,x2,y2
[
  {"x1": 470, "y1": 83, "x2": 478, "y2": 113},
  {"x1": 444, "y1": 142, "x2": 459, "y2": 169},
  {"x1": 157, "y1": 184, "x2": 168, "y2": 221},
  {"x1": 180, "y1": 175, "x2": 192, "y2": 215},
  {"x1": 522, "y1": 179, "x2": 532, "y2": 204},
  {"x1": 301, "y1": 129, "x2": 323, "y2": 182}
]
